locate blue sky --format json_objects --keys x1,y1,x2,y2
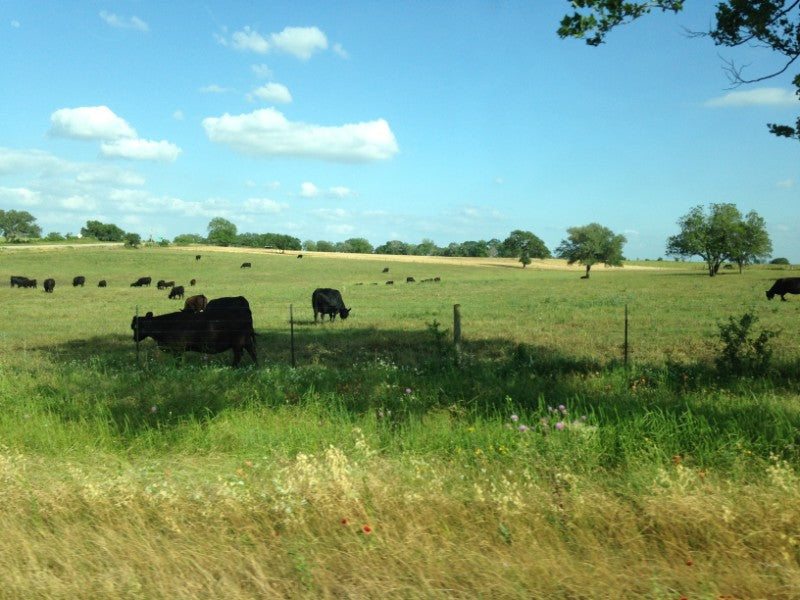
[{"x1": 1, "y1": 1, "x2": 798, "y2": 259}]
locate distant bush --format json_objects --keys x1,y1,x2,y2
[{"x1": 770, "y1": 257, "x2": 790, "y2": 265}]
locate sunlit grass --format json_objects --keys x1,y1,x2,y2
[{"x1": 0, "y1": 246, "x2": 798, "y2": 597}]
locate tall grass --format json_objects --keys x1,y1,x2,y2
[{"x1": 0, "y1": 246, "x2": 798, "y2": 597}]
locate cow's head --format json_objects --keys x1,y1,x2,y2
[
  {"x1": 131, "y1": 312, "x2": 154, "y2": 341},
  {"x1": 339, "y1": 307, "x2": 351, "y2": 320},
  {"x1": 766, "y1": 290, "x2": 775, "y2": 300}
]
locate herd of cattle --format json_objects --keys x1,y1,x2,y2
[{"x1": 8, "y1": 259, "x2": 798, "y2": 367}]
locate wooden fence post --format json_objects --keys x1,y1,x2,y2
[{"x1": 454, "y1": 303, "x2": 462, "y2": 362}]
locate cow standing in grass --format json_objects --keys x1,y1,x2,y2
[
  {"x1": 131, "y1": 296, "x2": 256, "y2": 366},
  {"x1": 766, "y1": 277, "x2": 800, "y2": 301},
  {"x1": 72, "y1": 276, "x2": 85, "y2": 287},
  {"x1": 312, "y1": 288, "x2": 351, "y2": 322},
  {"x1": 43, "y1": 278, "x2": 55, "y2": 293}
]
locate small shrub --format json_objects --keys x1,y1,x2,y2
[
  {"x1": 715, "y1": 311, "x2": 779, "y2": 376},
  {"x1": 770, "y1": 257, "x2": 790, "y2": 265}
]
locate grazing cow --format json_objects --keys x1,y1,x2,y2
[
  {"x1": 766, "y1": 277, "x2": 800, "y2": 301},
  {"x1": 164, "y1": 281, "x2": 175, "y2": 288},
  {"x1": 406, "y1": 276, "x2": 415, "y2": 283},
  {"x1": 382, "y1": 267, "x2": 389, "y2": 273},
  {"x1": 43, "y1": 278, "x2": 55, "y2": 293},
  {"x1": 168, "y1": 285, "x2": 185, "y2": 299},
  {"x1": 312, "y1": 288, "x2": 351, "y2": 322},
  {"x1": 241, "y1": 262, "x2": 252, "y2": 268},
  {"x1": 98, "y1": 280, "x2": 107, "y2": 287},
  {"x1": 195, "y1": 255, "x2": 201, "y2": 261},
  {"x1": 10, "y1": 275, "x2": 28, "y2": 287},
  {"x1": 21, "y1": 278, "x2": 37, "y2": 288},
  {"x1": 297, "y1": 254, "x2": 303, "y2": 259},
  {"x1": 130, "y1": 277, "x2": 152, "y2": 287},
  {"x1": 72, "y1": 276, "x2": 85, "y2": 287},
  {"x1": 131, "y1": 295, "x2": 256, "y2": 366},
  {"x1": 190, "y1": 278, "x2": 196, "y2": 286},
  {"x1": 183, "y1": 294, "x2": 208, "y2": 313},
  {"x1": 157, "y1": 280, "x2": 167, "y2": 289},
  {"x1": 386, "y1": 280, "x2": 394, "y2": 285}
]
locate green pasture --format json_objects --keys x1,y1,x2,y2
[{"x1": 0, "y1": 245, "x2": 798, "y2": 598}]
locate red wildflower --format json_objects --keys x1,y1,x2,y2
[
  {"x1": 362, "y1": 524, "x2": 373, "y2": 534},
  {"x1": 341, "y1": 518, "x2": 348, "y2": 525}
]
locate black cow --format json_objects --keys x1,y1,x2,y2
[
  {"x1": 766, "y1": 277, "x2": 800, "y2": 301},
  {"x1": 72, "y1": 276, "x2": 85, "y2": 287},
  {"x1": 382, "y1": 267, "x2": 389, "y2": 273},
  {"x1": 183, "y1": 294, "x2": 208, "y2": 313},
  {"x1": 195, "y1": 255, "x2": 201, "y2": 261},
  {"x1": 168, "y1": 285, "x2": 185, "y2": 299},
  {"x1": 10, "y1": 275, "x2": 28, "y2": 287},
  {"x1": 297, "y1": 254, "x2": 303, "y2": 259},
  {"x1": 131, "y1": 277, "x2": 152, "y2": 287},
  {"x1": 19, "y1": 277, "x2": 37, "y2": 288},
  {"x1": 190, "y1": 278, "x2": 197, "y2": 286},
  {"x1": 157, "y1": 279, "x2": 167, "y2": 289},
  {"x1": 43, "y1": 278, "x2": 55, "y2": 293},
  {"x1": 241, "y1": 262, "x2": 252, "y2": 268},
  {"x1": 406, "y1": 276, "x2": 415, "y2": 283},
  {"x1": 131, "y1": 296, "x2": 256, "y2": 366},
  {"x1": 312, "y1": 288, "x2": 351, "y2": 322},
  {"x1": 98, "y1": 280, "x2": 107, "y2": 287}
]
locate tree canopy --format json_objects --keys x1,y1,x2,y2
[
  {"x1": 500, "y1": 230, "x2": 552, "y2": 260},
  {"x1": 555, "y1": 223, "x2": 626, "y2": 277},
  {"x1": 558, "y1": 0, "x2": 800, "y2": 141},
  {"x1": 80, "y1": 220, "x2": 125, "y2": 242},
  {"x1": 0, "y1": 209, "x2": 41, "y2": 240},
  {"x1": 666, "y1": 203, "x2": 772, "y2": 276},
  {"x1": 207, "y1": 218, "x2": 238, "y2": 246}
]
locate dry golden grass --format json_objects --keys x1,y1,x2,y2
[{"x1": 2, "y1": 442, "x2": 798, "y2": 599}]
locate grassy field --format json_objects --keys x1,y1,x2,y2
[{"x1": 0, "y1": 245, "x2": 798, "y2": 599}]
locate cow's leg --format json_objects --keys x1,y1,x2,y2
[
  {"x1": 231, "y1": 347, "x2": 243, "y2": 366},
  {"x1": 781, "y1": 295, "x2": 788, "y2": 301}
]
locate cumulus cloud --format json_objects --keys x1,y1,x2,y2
[
  {"x1": 99, "y1": 11, "x2": 149, "y2": 32},
  {"x1": 248, "y1": 82, "x2": 292, "y2": 104},
  {"x1": 251, "y1": 64, "x2": 273, "y2": 79},
  {"x1": 329, "y1": 186, "x2": 354, "y2": 198},
  {"x1": 776, "y1": 178, "x2": 795, "y2": 189},
  {"x1": 243, "y1": 197, "x2": 287, "y2": 213},
  {"x1": 704, "y1": 87, "x2": 798, "y2": 107},
  {"x1": 300, "y1": 182, "x2": 320, "y2": 197},
  {"x1": 61, "y1": 195, "x2": 97, "y2": 210},
  {"x1": 0, "y1": 186, "x2": 40, "y2": 205},
  {"x1": 100, "y1": 139, "x2": 182, "y2": 162},
  {"x1": 49, "y1": 106, "x2": 137, "y2": 140},
  {"x1": 200, "y1": 84, "x2": 234, "y2": 94},
  {"x1": 332, "y1": 43, "x2": 349, "y2": 58},
  {"x1": 219, "y1": 25, "x2": 328, "y2": 60},
  {"x1": 202, "y1": 108, "x2": 399, "y2": 162}
]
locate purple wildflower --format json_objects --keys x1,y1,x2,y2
[{"x1": 555, "y1": 422, "x2": 565, "y2": 431}]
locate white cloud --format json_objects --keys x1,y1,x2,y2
[
  {"x1": 100, "y1": 139, "x2": 182, "y2": 162},
  {"x1": 49, "y1": 106, "x2": 137, "y2": 140},
  {"x1": 173, "y1": 110, "x2": 184, "y2": 121},
  {"x1": 202, "y1": 108, "x2": 399, "y2": 162},
  {"x1": 704, "y1": 87, "x2": 798, "y2": 107},
  {"x1": 200, "y1": 84, "x2": 234, "y2": 94},
  {"x1": 776, "y1": 178, "x2": 795, "y2": 189},
  {"x1": 270, "y1": 26, "x2": 327, "y2": 60},
  {"x1": 75, "y1": 168, "x2": 145, "y2": 186},
  {"x1": 248, "y1": 82, "x2": 292, "y2": 104},
  {"x1": 311, "y1": 207, "x2": 348, "y2": 220},
  {"x1": 243, "y1": 198, "x2": 287, "y2": 213},
  {"x1": 219, "y1": 26, "x2": 328, "y2": 60},
  {"x1": 251, "y1": 63, "x2": 273, "y2": 79},
  {"x1": 332, "y1": 43, "x2": 349, "y2": 59},
  {"x1": 99, "y1": 11, "x2": 149, "y2": 32},
  {"x1": 61, "y1": 195, "x2": 97, "y2": 210},
  {"x1": 231, "y1": 26, "x2": 270, "y2": 53},
  {"x1": 0, "y1": 186, "x2": 40, "y2": 205},
  {"x1": 329, "y1": 186, "x2": 354, "y2": 198},
  {"x1": 300, "y1": 182, "x2": 320, "y2": 197}
]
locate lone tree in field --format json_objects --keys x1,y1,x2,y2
[
  {"x1": 558, "y1": 1, "x2": 800, "y2": 141},
  {"x1": 555, "y1": 223, "x2": 626, "y2": 278},
  {"x1": 207, "y1": 217, "x2": 238, "y2": 246},
  {"x1": 501, "y1": 230, "x2": 551, "y2": 265},
  {"x1": 0, "y1": 209, "x2": 41, "y2": 240},
  {"x1": 666, "y1": 203, "x2": 772, "y2": 276},
  {"x1": 81, "y1": 220, "x2": 125, "y2": 242}
]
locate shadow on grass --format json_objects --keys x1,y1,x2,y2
[{"x1": 28, "y1": 324, "x2": 800, "y2": 446}]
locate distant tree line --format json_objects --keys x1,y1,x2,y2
[{"x1": 1, "y1": 205, "x2": 781, "y2": 273}]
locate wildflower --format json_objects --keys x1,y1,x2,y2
[
  {"x1": 685, "y1": 560, "x2": 693, "y2": 567},
  {"x1": 541, "y1": 417, "x2": 548, "y2": 424},
  {"x1": 466, "y1": 426, "x2": 475, "y2": 433},
  {"x1": 362, "y1": 524, "x2": 373, "y2": 534},
  {"x1": 558, "y1": 404, "x2": 565, "y2": 411},
  {"x1": 555, "y1": 422, "x2": 565, "y2": 431},
  {"x1": 697, "y1": 470, "x2": 706, "y2": 479},
  {"x1": 581, "y1": 415, "x2": 587, "y2": 421},
  {"x1": 150, "y1": 405, "x2": 158, "y2": 413},
  {"x1": 404, "y1": 387, "x2": 412, "y2": 394},
  {"x1": 244, "y1": 460, "x2": 253, "y2": 468},
  {"x1": 519, "y1": 425, "x2": 529, "y2": 432},
  {"x1": 510, "y1": 414, "x2": 519, "y2": 422},
  {"x1": 341, "y1": 518, "x2": 348, "y2": 525}
]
